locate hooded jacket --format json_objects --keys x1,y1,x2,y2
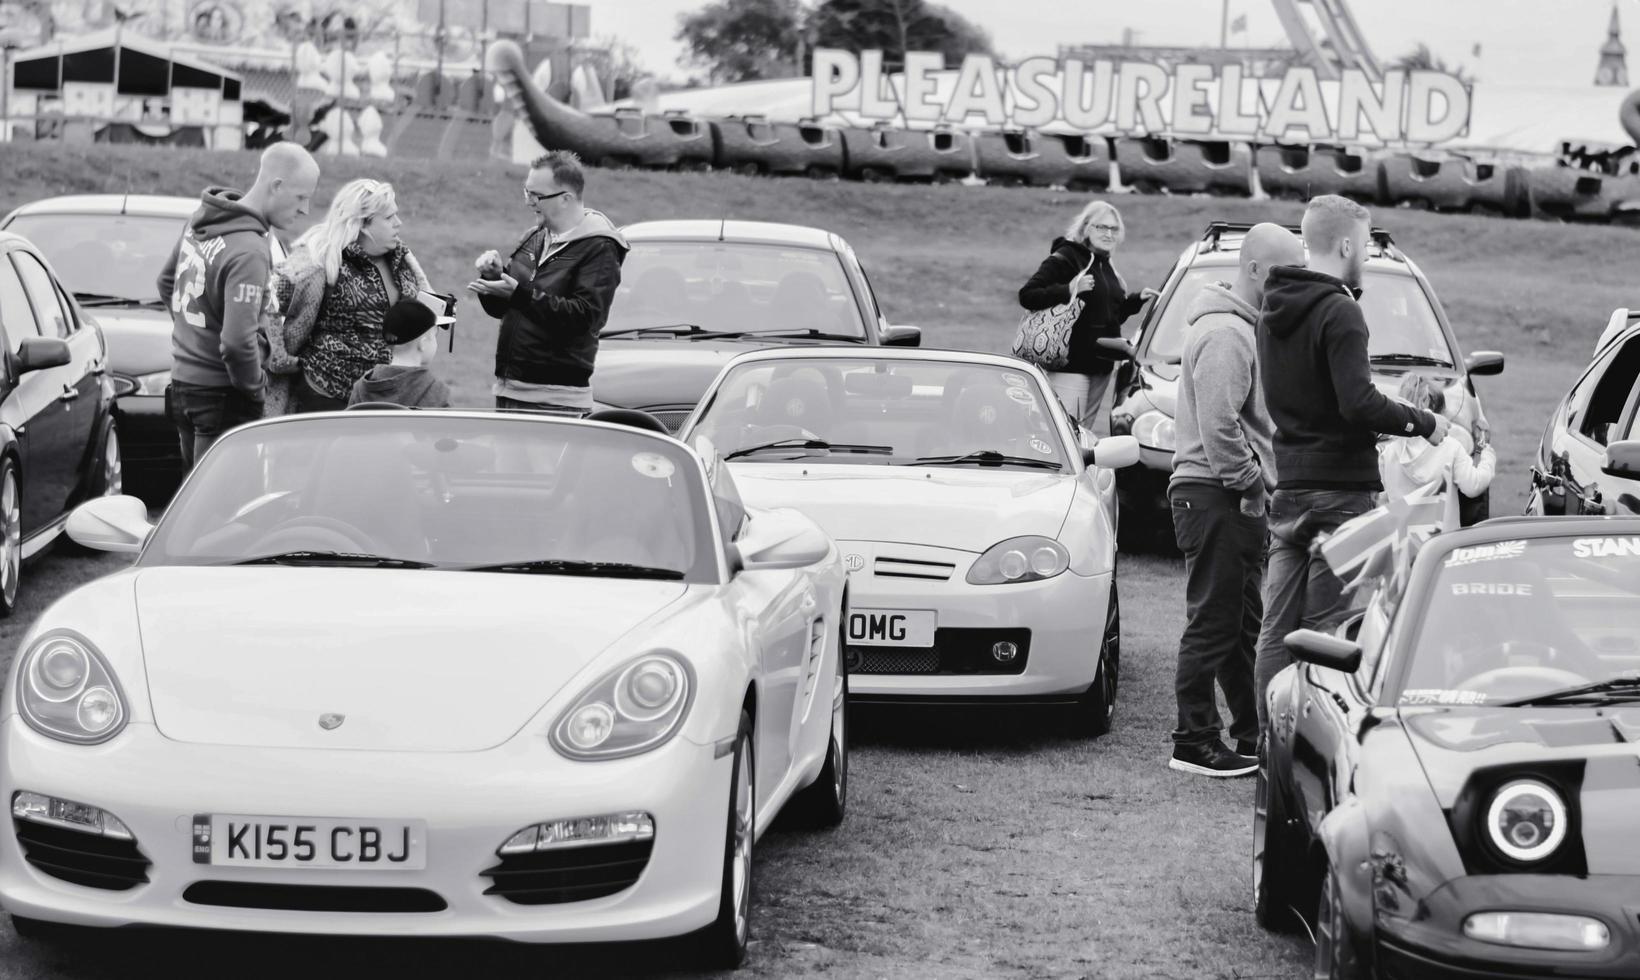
[
  {"x1": 1379, "y1": 424, "x2": 1495, "y2": 500},
  {"x1": 1169, "y1": 282, "x2": 1276, "y2": 494},
  {"x1": 1257, "y1": 266, "x2": 1437, "y2": 489},
  {"x1": 347, "y1": 364, "x2": 451, "y2": 409},
  {"x1": 479, "y1": 208, "x2": 629, "y2": 387},
  {"x1": 156, "y1": 187, "x2": 273, "y2": 399},
  {"x1": 1018, "y1": 237, "x2": 1145, "y2": 374}
]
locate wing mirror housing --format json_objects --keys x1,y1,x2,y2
[
  {"x1": 1603, "y1": 440, "x2": 1640, "y2": 480},
  {"x1": 880, "y1": 324, "x2": 922, "y2": 347},
  {"x1": 728, "y1": 511, "x2": 832, "y2": 572},
  {"x1": 1081, "y1": 434, "x2": 1139, "y2": 470},
  {"x1": 1464, "y1": 350, "x2": 1505, "y2": 376},
  {"x1": 1094, "y1": 337, "x2": 1137, "y2": 361},
  {"x1": 66, "y1": 495, "x2": 153, "y2": 553},
  {"x1": 1285, "y1": 628, "x2": 1362, "y2": 673},
  {"x1": 15, "y1": 336, "x2": 71, "y2": 374}
]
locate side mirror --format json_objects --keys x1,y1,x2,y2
[
  {"x1": 66, "y1": 494, "x2": 153, "y2": 553},
  {"x1": 15, "y1": 336, "x2": 71, "y2": 374},
  {"x1": 880, "y1": 324, "x2": 922, "y2": 347},
  {"x1": 1094, "y1": 337, "x2": 1137, "y2": 361},
  {"x1": 1284, "y1": 628, "x2": 1362, "y2": 673},
  {"x1": 728, "y1": 512, "x2": 832, "y2": 572},
  {"x1": 1081, "y1": 434, "x2": 1140, "y2": 470},
  {"x1": 1464, "y1": 350, "x2": 1505, "y2": 376},
  {"x1": 1603, "y1": 439, "x2": 1640, "y2": 480}
]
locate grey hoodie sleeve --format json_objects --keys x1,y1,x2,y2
[
  {"x1": 215, "y1": 250, "x2": 270, "y2": 398},
  {"x1": 1189, "y1": 328, "x2": 1262, "y2": 491}
]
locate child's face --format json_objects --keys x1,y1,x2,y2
[{"x1": 417, "y1": 330, "x2": 438, "y2": 362}]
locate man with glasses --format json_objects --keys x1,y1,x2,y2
[{"x1": 468, "y1": 150, "x2": 628, "y2": 416}]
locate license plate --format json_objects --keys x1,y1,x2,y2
[
  {"x1": 846, "y1": 609, "x2": 936, "y2": 647},
  {"x1": 194, "y1": 815, "x2": 427, "y2": 870}
]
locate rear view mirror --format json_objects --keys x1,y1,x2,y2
[
  {"x1": 1464, "y1": 350, "x2": 1505, "y2": 376},
  {"x1": 66, "y1": 495, "x2": 153, "y2": 553},
  {"x1": 15, "y1": 336, "x2": 70, "y2": 374},
  {"x1": 880, "y1": 324, "x2": 922, "y2": 347},
  {"x1": 843, "y1": 371, "x2": 914, "y2": 398},
  {"x1": 1284, "y1": 629, "x2": 1362, "y2": 672},
  {"x1": 1603, "y1": 440, "x2": 1640, "y2": 480},
  {"x1": 1081, "y1": 435, "x2": 1139, "y2": 470},
  {"x1": 1094, "y1": 337, "x2": 1137, "y2": 361}
]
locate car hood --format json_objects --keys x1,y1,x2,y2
[
  {"x1": 593, "y1": 336, "x2": 866, "y2": 410},
  {"x1": 87, "y1": 306, "x2": 172, "y2": 376},
  {"x1": 729, "y1": 463, "x2": 1074, "y2": 552},
  {"x1": 133, "y1": 567, "x2": 687, "y2": 752}
]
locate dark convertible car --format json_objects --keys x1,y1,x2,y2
[{"x1": 1259, "y1": 513, "x2": 1640, "y2": 979}]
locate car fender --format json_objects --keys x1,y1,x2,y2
[{"x1": 1318, "y1": 796, "x2": 1375, "y2": 952}]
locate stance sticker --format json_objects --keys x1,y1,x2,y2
[
  {"x1": 1443, "y1": 540, "x2": 1526, "y2": 567},
  {"x1": 1572, "y1": 537, "x2": 1640, "y2": 558},
  {"x1": 1400, "y1": 689, "x2": 1489, "y2": 706},
  {"x1": 631, "y1": 452, "x2": 676, "y2": 480}
]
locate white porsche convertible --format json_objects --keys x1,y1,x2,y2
[
  {"x1": 679, "y1": 349, "x2": 1139, "y2": 734},
  {"x1": 0, "y1": 410, "x2": 847, "y2": 968}
]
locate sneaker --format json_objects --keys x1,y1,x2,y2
[
  {"x1": 1235, "y1": 738, "x2": 1259, "y2": 759},
  {"x1": 1169, "y1": 741, "x2": 1259, "y2": 778}
]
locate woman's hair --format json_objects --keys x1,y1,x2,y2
[
  {"x1": 1065, "y1": 199, "x2": 1125, "y2": 246},
  {"x1": 1397, "y1": 373, "x2": 1445, "y2": 415},
  {"x1": 295, "y1": 178, "x2": 397, "y2": 284}
]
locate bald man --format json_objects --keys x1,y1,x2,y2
[
  {"x1": 158, "y1": 143, "x2": 319, "y2": 468},
  {"x1": 1166, "y1": 223, "x2": 1303, "y2": 777}
]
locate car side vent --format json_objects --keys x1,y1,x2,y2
[{"x1": 800, "y1": 617, "x2": 826, "y2": 720}]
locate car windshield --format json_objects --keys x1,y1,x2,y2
[
  {"x1": 140, "y1": 415, "x2": 717, "y2": 581},
  {"x1": 1395, "y1": 535, "x2": 1640, "y2": 706},
  {"x1": 1146, "y1": 267, "x2": 1453, "y2": 366},
  {"x1": 5, "y1": 213, "x2": 186, "y2": 305},
  {"x1": 689, "y1": 358, "x2": 1069, "y2": 470},
  {"x1": 603, "y1": 241, "x2": 866, "y2": 340}
]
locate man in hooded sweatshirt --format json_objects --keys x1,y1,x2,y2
[
  {"x1": 1167, "y1": 223, "x2": 1304, "y2": 778},
  {"x1": 1253, "y1": 195, "x2": 1450, "y2": 732},
  {"x1": 157, "y1": 143, "x2": 320, "y2": 468},
  {"x1": 468, "y1": 150, "x2": 629, "y2": 417}
]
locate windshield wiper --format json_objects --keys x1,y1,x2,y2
[
  {"x1": 754, "y1": 329, "x2": 867, "y2": 343},
  {"x1": 601, "y1": 323, "x2": 708, "y2": 338},
  {"x1": 460, "y1": 559, "x2": 684, "y2": 579},
  {"x1": 74, "y1": 291, "x2": 161, "y2": 309},
  {"x1": 1498, "y1": 675, "x2": 1640, "y2": 707},
  {"x1": 724, "y1": 438, "x2": 893, "y2": 461},
  {"x1": 1370, "y1": 353, "x2": 1453, "y2": 367},
  {"x1": 232, "y1": 550, "x2": 434, "y2": 568},
  {"x1": 910, "y1": 450, "x2": 1061, "y2": 470}
]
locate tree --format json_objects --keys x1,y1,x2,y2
[
  {"x1": 809, "y1": 0, "x2": 994, "y2": 72},
  {"x1": 578, "y1": 34, "x2": 649, "y2": 101},
  {"x1": 675, "y1": 0, "x2": 805, "y2": 85},
  {"x1": 1391, "y1": 43, "x2": 1472, "y2": 85}
]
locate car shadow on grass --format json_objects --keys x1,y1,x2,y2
[{"x1": 851, "y1": 702, "x2": 1090, "y2": 754}]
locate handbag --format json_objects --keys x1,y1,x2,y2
[{"x1": 1012, "y1": 257, "x2": 1095, "y2": 370}]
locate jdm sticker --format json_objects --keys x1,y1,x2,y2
[
  {"x1": 631, "y1": 452, "x2": 675, "y2": 480},
  {"x1": 1029, "y1": 437, "x2": 1053, "y2": 455},
  {"x1": 1444, "y1": 540, "x2": 1525, "y2": 567}
]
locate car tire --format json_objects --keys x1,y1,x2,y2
[
  {"x1": 787, "y1": 622, "x2": 848, "y2": 828},
  {"x1": 1313, "y1": 862, "x2": 1366, "y2": 980},
  {"x1": 695, "y1": 710, "x2": 754, "y2": 970},
  {"x1": 1068, "y1": 587, "x2": 1120, "y2": 737},
  {"x1": 1253, "y1": 757, "x2": 1303, "y2": 933},
  {"x1": 0, "y1": 459, "x2": 21, "y2": 619}
]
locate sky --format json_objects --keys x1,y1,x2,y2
[{"x1": 581, "y1": 0, "x2": 1636, "y2": 89}]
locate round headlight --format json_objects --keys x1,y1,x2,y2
[
  {"x1": 616, "y1": 657, "x2": 683, "y2": 721},
  {"x1": 1486, "y1": 779, "x2": 1567, "y2": 863},
  {"x1": 76, "y1": 687, "x2": 120, "y2": 734},
  {"x1": 998, "y1": 550, "x2": 1028, "y2": 580},
  {"x1": 1030, "y1": 546, "x2": 1061, "y2": 576},
  {"x1": 565, "y1": 702, "x2": 616, "y2": 751},
  {"x1": 32, "y1": 642, "x2": 89, "y2": 702}
]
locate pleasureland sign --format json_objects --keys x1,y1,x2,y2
[{"x1": 812, "y1": 49, "x2": 1472, "y2": 145}]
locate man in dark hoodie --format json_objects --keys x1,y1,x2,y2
[
  {"x1": 1253, "y1": 195, "x2": 1450, "y2": 731},
  {"x1": 158, "y1": 143, "x2": 320, "y2": 468},
  {"x1": 468, "y1": 150, "x2": 628, "y2": 417}
]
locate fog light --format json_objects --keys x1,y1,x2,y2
[
  {"x1": 11, "y1": 791, "x2": 133, "y2": 840},
  {"x1": 496, "y1": 811, "x2": 655, "y2": 854},
  {"x1": 991, "y1": 641, "x2": 1019, "y2": 663},
  {"x1": 1463, "y1": 912, "x2": 1610, "y2": 951}
]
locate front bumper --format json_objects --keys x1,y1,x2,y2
[{"x1": 0, "y1": 718, "x2": 729, "y2": 943}]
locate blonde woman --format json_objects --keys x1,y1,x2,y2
[
  {"x1": 1017, "y1": 200, "x2": 1158, "y2": 435},
  {"x1": 268, "y1": 178, "x2": 431, "y2": 414}
]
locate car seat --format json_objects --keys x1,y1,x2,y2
[
  {"x1": 1439, "y1": 558, "x2": 1603, "y2": 683},
  {"x1": 755, "y1": 374, "x2": 835, "y2": 441},
  {"x1": 772, "y1": 270, "x2": 832, "y2": 333},
  {"x1": 617, "y1": 265, "x2": 689, "y2": 323}
]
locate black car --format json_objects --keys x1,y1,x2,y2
[
  {"x1": 1527, "y1": 308, "x2": 1640, "y2": 516},
  {"x1": 589, "y1": 220, "x2": 921, "y2": 432},
  {"x1": 0, "y1": 231, "x2": 121, "y2": 614},
  {"x1": 1259, "y1": 513, "x2": 1640, "y2": 979},
  {"x1": 1109, "y1": 221, "x2": 1504, "y2": 547}
]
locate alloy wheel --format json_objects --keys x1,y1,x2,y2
[
  {"x1": 0, "y1": 468, "x2": 18, "y2": 611},
  {"x1": 731, "y1": 733, "x2": 753, "y2": 947}
]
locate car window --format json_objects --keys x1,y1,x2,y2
[
  {"x1": 1572, "y1": 336, "x2": 1640, "y2": 446},
  {"x1": 4, "y1": 213, "x2": 186, "y2": 306},
  {"x1": 11, "y1": 252, "x2": 70, "y2": 339},
  {"x1": 604, "y1": 241, "x2": 865, "y2": 339},
  {"x1": 0, "y1": 256, "x2": 43, "y2": 352}
]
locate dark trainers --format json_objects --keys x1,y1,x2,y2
[
  {"x1": 1169, "y1": 741, "x2": 1258, "y2": 778},
  {"x1": 1236, "y1": 738, "x2": 1259, "y2": 759}
]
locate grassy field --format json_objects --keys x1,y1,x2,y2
[{"x1": 0, "y1": 142, "x2": 1635, "y2": 979}]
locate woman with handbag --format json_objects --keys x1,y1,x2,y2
[{"x1": 1016, "y1": 200, "x2": 1158, "y2": 435}]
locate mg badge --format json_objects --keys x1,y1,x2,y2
[
  {"x1": 844, "y1": 553, "x2": 865, "y2": 572},
  {"x1": 318, "y1": 713, "x2": 346, "y2": 730}
]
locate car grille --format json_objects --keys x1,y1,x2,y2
[
  {"x1": 481, "y1": 839, "x2": 653, "y2": 905},
  {"x1": 183, "y1": 882, "x2": 447, "y2": 913},
  {"x1": 873, "y1": 557, "x2": 956, "y2": 581},
  {"x1": 847, "y1": 628, "x2": 1030, "y2": 675},
  {"x1": 14, "y1": 819, "x2": 151, "y2": 891}
]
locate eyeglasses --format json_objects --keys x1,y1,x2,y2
[
  {"x1": 524, "y1": 188, "x2": 571, "y2": 205},
  {"x1": 1091, "y1": 223, "x2": 1121, "y2": 234}
]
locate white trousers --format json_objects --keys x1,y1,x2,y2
[{"x1": 1047, "y1": 370, "x2": 1114, "y2": 438}]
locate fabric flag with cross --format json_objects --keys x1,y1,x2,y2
[{"x1": 1318, "y1": 462, "x2": 1463, "y2": 601}]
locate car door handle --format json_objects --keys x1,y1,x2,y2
[{"x1": 59, "y1": 385, "x2": 80, "y2": 403}]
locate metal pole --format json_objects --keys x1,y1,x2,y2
[{"x1": 1220, "y1": 0, "x2": 1230, "y2": 49}]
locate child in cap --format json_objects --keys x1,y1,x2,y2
[
  {"x1": 1377, "y1": 374, "x2": 1494, "y2": 502},
  {"x1": 348, "y1": 300, "x2": 452, "y2": 408}
]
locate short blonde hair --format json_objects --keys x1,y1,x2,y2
[
  {"x1": 1066, "y1": 199, "x2": 1125, "y2": 246},
  {"x1": 1302, "y1": 194, "x2": 1370, "y2": 256}
]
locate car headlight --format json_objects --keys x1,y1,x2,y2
[
  {"x1": 1132, "y1": 410, "x2": 1175, "y2": 451},
  {"x1": 1463, "y1": 912, "x2": 1609, "y2": 951},
  {"x1": 967, "y1": 536, "x2": 1070, "y2": 585},
  {"x1": 17, "y1": 632, "x2": 129, "y2": 745},
  {"x1": 549, "y1": 653, "x2": 694, "y2": 760},
  {"x1": 111, "y1": 370, "x2": 170, "y2": 398},
  {"x1": 1485, "y1": 779, "x2": 1566, "y2": 863}
]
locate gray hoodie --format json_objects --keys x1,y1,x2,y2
[{"x1": 1169, "y1": 282, "x2": 1276, "y2": 494}]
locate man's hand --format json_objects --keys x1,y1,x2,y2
[
  {"x1": 1427, "y1": 412, "x2": 1451, "y2": 445},
  {"x1": 1472, "y1": 414, "x2": 1491, "y2": 450},
  {"x1": 468, "y1": 273, "x2": 517, "y2": 298},
  {"x1": 1238, "y1": 485, "x2": 1267, "y2": 518},
  {"x1": 1139, "y1": 286, "x2": 1161, "y2": 302},
  {"x1": 474, "y1": 250, "x2": 504, "y2": 278}
]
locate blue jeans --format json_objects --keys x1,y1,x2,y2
[
  {"x1": 169, "y1": 381, "x2": 263, "y2": 471},
  {"x1": 494, "y1": 395, "x2": 587, "y2": 418},
  {"x1": 1253, "y1": 488, "x2": 1377, "y2": 732}
]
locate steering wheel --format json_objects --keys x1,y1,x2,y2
[
  {"x1": 1454, "y1": 664, "x2": 1590, "y2": 699},
  {"x1": 751, "y1": 423, "x2": 823, "y2": 444},
  {"x1": 249, "y1": 516, "x2": 375, "y2": 555}
]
